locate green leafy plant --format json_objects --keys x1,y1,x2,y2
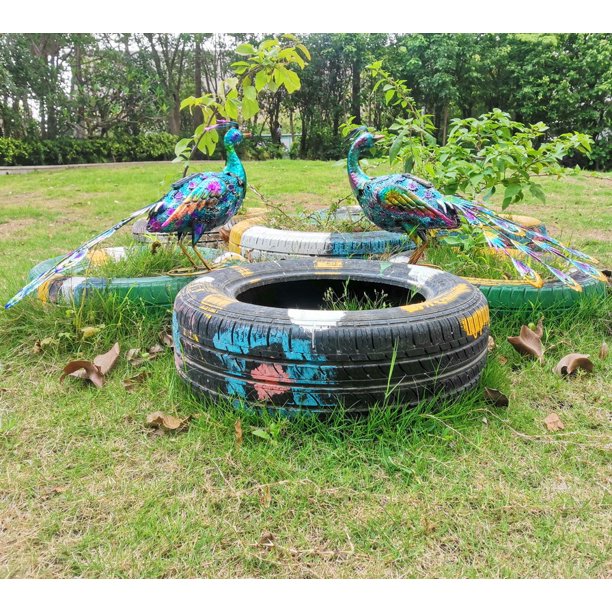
[
  {"x1": 176, "y1": 35, "x2": 310, "y2": 161},
  {"x1": 343, "y1": 61, "x2": 593, "y2": 209}
]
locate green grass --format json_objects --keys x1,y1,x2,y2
[
  {"x1": 0, "y1": 161, "x2": 610, "y2": 578},
  {"x1": 88, "y1": 244, "x2": 194, "y2": 278}
]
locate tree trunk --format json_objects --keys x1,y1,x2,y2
[
  {"x1": 351, "y1": 52, "x2": 362, "y2": 124},
  {"x1": 168, "y1": 93, "x2": 181, "y2": 135},
  {"x1": 441, "y1": 103, "x2": 449, "y2": 145},
  {"x1": 193, "y1": 35, "x2": 203, "y2": 131}
]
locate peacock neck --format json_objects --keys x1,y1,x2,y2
[
  {"x1": 224, "y1": 144, "x2": 247, "y2": 187},
  {"x1": 347, "y1": 143, "x2": 370, "y2": 194}
]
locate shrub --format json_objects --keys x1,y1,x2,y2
[{"x1": 0, "y1": 133, "x2": 177, "y2": 166}]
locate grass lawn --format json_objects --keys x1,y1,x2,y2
[{"x1": 0, "y1": 161, "x2": 610, "y2": 578}]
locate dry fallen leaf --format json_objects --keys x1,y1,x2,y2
[
  {"x1": 234, "y1": 419, "x2": 243, "y2": 447},
  {"x1": 484, "y1": 387, "x2": 509, "y2": 407},
  {"x1": 159, "y1": 330, "x2": 174, "y2": 348},
  {"x1": 148, "y1": 344, "x2": 165, "y2": 358},
  {"x1": 60, "y1": 343, "x2": 120, "y2": 389},
  {"x1": 553, "y1": 353, "x2": 594, "y2": 377},
  {"x1": 599, "y1": 341, "x2": 608, "y2": 360},
  {"x1": 487, "y1": 336, "x2": 496, "y2": 352},
  {"x1": 507, "y1": 318, "x2": 544, "y2": 362},
  {"x1": 145, "y1": 411, "x2": 190, "y2": 432},
  {"x1": 544, "y1": 412, "x2": 565, "y2": 432},
  {"x1": 60, "y1": 360, "x2": 105, "y2": 388},
  {"x1": 94, "y1": 343, "x2": 120, "y2": 375},
  {"x1": 259, "y1": 484, "x2": 272, "y2": 508},
  {"x1": 122, "y1": 371, "x2": 150, "y2": 391},
  {"x1": 258, "y1": 532, "x2": 275, "y2": 551},
  {"x1": 497, "y1": 355, "x2": 508, "y2": 366}
]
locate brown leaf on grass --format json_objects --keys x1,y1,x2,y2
[
  {"x1": 599, "y1": 341, "x2": 609, "y2": 360},
  {"x1": 507, "y1": 318, "x2": 544, "y2": 362},
  {"x1": 259, "y1": 484, "x2": 272, "y2": 508},
  {"x1": 601, "y1": 269, "x2": 611, "y2": 285},
  {"x1": 33, "y1": 337, "x2": 59, "y2": 354},
  {"x1": 234, "y1": 419, "x2": 243, "y2": 447},
  {"x1": 148, "y1": 344, "x2": 164, "y2": 358},
  {"x1": 126, "y1": 348, "x2": 146, "y2": 367},
  {"x1": 145, "y1": 411, "x2": 190, "y2": 432},
  {"x1": 258, "y1": 532, "x2": 275, "y2": 551},
  {"x1": 484, "y1": 387, "x2": 509, "y2": 407},
  {"x1": 159, "y1": 330, "x2": 174, "y2": 348},
  {"x1": 60, "y1": 343, "x2": 120, "y2": 388},
  {"x1": 487, "y1": 336, "x2": 496, "y2": 352},
  {"x1": 94, "y1": 343, "x2": 120, "y2": 375},
  {"x1": 553, "y1": 353, "x2": 594, "y2": 377},
  {"x1": 60, "y1": 360, "x2": 105, "y2": 388},
  {"x1": 127, "y1": 343, "x2": 166, "y2": 367},
  {"x1": 497, "y1": 355, "x2": 508, "y2": 366},
  {"x1": 41, "y1": 485, "x2": 68, "y2": 500},
  {"x1": 151, "y1": 241, "x2": 162, "y2": 254},
  {"x1": 544, "y1": 412, "x2": 565, "y2": 432},
  {"x1": 122, "y1": 371, "x2": 150, "y2": 391}
]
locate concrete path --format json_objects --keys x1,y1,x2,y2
[{"x1": 0, "y1": 161, "x2": 177, "y2": 175}]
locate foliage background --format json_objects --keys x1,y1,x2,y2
[{"x1": 0, "y1": 33, "x2": 610, "y2": 168}]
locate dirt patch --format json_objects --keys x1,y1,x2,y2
[{"x1": 0, "y1": 218, "x2": 35, "y2": 239}]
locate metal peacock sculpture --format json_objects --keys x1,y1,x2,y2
[
  {"x1": 5, "y1": 122, "x2": 250, "y2": 309},
  {"x1": 347, "y1": 127, "x2": 605, "y2": 291}
]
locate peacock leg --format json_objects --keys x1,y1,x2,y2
[
  {"x1": 178, "y1": 237, "x2": 200, "y2": 269},
  {"x1": 407, "y1": 229, "x2": 429, "y2": 265},
  {"x1": 191, "y1": 245, "x2": 212, "y2": 271}
]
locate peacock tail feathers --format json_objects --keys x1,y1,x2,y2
[
  {"x1": 4, "y1": 202, "x2": 156, "y2": 309},
  {"x1": 446, "y1": 195, "x2": 605, "y2": 291}
]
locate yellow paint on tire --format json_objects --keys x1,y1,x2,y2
[{"x1": 459, "y1": 305, "x2": 490, "y2": 338}]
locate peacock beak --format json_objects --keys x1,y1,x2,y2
[{"x1": 374, "y1": 134, "x2": 385, "y2": 141}]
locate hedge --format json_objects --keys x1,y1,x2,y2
[
  {"x1": 0, "y1": 134, "x2": 178, "y2": 166},
  {"x1": 0, "y1": 133, "x2": 286, "y2": 166}
]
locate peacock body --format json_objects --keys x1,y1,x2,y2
[
  {"x1": 347, "y1": 128, "x2": 605, "y2": 291},
  {"x1": 146, "y1": 127, "x2": 247, "y2": 246},
  {"x1": 5, "y1": 124, "x2": 248, "y2": 309}
]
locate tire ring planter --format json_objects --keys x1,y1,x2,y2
[
  {"x1": 227, "y1": 215, "x2": 415, "y2": 262},
  {"x1": 28, "y1": 246, "x2": 245, "y2": 307},
  {"x1": 173, "y1": 259, "x2": 490, "y2": 413},
  {"x1": 388, "y1": 255, "x2": 606, "y2": 312}
]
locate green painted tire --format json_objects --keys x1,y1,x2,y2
[
  {"x1": 27, "y1": 246, "x2": 244, "y2": 307},
  {"x1": 467, "y1": 273, "x2": 606, "y2": 312},
  {"x1": 387, "y1": 255, "x2": 606, "y2": 311}
]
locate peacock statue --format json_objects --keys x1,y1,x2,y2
[
  {"x1": 5, "y1": 122, "x2": 250, "y2": 309},
  {"x1": 347, "y1": 127, "x2": 605, "y2": 291}
]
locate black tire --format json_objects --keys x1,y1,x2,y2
[
  {"x1": 173, "y1": 259, "x2": 490, "y2": 413},
  {"x1": 28, "y1": 246, "x2": 245, "y2": 307},
  {"x1": 228, "y1": 218, "x2": 414, "y2": 261}
]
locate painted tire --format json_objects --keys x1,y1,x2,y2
[
  {"x1": 465, "y1": 273, "x2": 606, "y2": 311},
  {"x1": 227, "y1": 218, "x2": 415, "y2": 261},
  {"x1": 387, "y1": 254, "x2": 606, "y2": 311},
  {"x1": 27, "y1": 246, "x2": 245, "y2": 307},
  {"x1": 172, "y1": 259, "x2": 490, "y2": 413}
]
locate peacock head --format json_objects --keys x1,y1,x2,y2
[
  {"x1": 224, "y1": 126, "x2": 251, "y2": 148},
  {"x1": 350, "y1": 127, "x2": 384, "y2": 151}
]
